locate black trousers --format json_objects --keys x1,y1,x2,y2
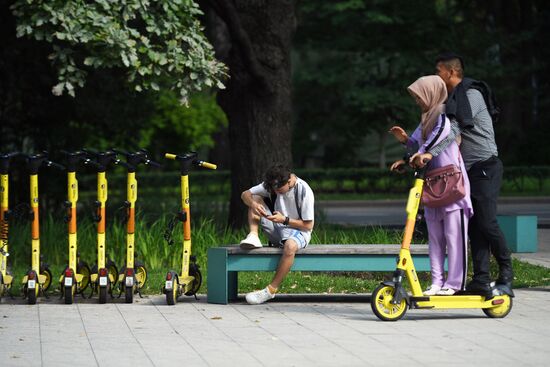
[{"x1": 467, "y1": 156, "x2": 513, "y2": 284}]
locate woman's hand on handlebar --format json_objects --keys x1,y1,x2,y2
[
  {"x1": 390, "y1": 159, "x2": 406, "y2": 173},
  {"x1": 409, "y1": 152, "x2": 433, "y2": 168}
]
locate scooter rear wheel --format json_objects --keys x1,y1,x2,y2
[
  {"x1": 125, "y1": 285, "x2": 133, "y2": 303},
  {"x1": 99, "y1": 285, "x2": 108, "y2": 304},
  {"x1": 27, "y1": 285, "x2": 37, "y2": 305},
  {"x1": 166, "y1": 273, "x2": 179, "y2": 306},
  {"x1": 482, "y1": 295, "x2": 513, "y2": 318},
  {"x1": 371, "y1": 284, "x2": 408, "y2": 321},
  {"x1": 64, "y1": 285, "x2": 74, "y2": 304}
]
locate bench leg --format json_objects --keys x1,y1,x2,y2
[
  {"x1": 228, "y1": 271, "x2": 238, "y2": 302},
  {"x1": 207, "y1": 248, "x2": 230, "y2": 304}
]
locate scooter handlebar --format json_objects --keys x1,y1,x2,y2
[
  {"x1": 196, "y1": 161, "x2": 217, "y2": 170},
  {"x1": 164, "y1": 153, "x2": 216, "y2": 170}
]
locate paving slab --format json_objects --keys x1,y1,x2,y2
[{"x1": 1, "y1": 288, "x2": 550, "y2": 367}]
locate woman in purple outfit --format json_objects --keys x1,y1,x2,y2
[{"x1": 389, "y1": 75, "x2": 473, "y2": 296}]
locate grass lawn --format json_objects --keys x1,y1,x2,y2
[{"x1": 3, "y1": 217, "x2": 549, "y2": 298}]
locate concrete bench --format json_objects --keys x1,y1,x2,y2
[
  {"x1": 497, "y1": 215, "x2": 538, "y2": 253},
  {"x1": 206, "y1": 244, "x2": 431, "y2": 304}
]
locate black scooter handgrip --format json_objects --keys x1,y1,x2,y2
[
  {"x1": 115, "y1": 159, "x2": 130, "y2": 168},
  {"x1": 83, "y1": 158, "x2": 102, "y2": 169},
  {"x1": 146, "y1": 160, "x2": 162, "y2": 168},
  {"x1": 112, "y1": 148, "x2": 130, "y2": 156},
  {"x1": 46, "y1": 161, "x2": 66, "y2": 170},
  {"x1": 0, "y1": 152, "x2": 23, "y2": 159}
]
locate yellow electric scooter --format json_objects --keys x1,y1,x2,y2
[
  {"x1": 0, "y1": 152, "x2": 23, "y2": 301},
  {"x1": 59, "y1": 151, "x2": 92, "y2": 304},
  {"x1": 371, "y1": 164, "x2": 514, "y2": 321},
  {"x1": 114, "y1": 149, "x2": 160, "y2": 303},
  {"x1": 85, "y1": 150, "x2": 119, "y2": 304},
  {"x1": 162, "y1": 152, "x2": 216, "y2": 305},
  {"x1": 21, "y1": 153, "x2": 62, "y2": 305}
]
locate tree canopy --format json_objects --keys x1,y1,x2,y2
[{"x1": 11, "y1": 0, "x2": 226, "y2": 102}]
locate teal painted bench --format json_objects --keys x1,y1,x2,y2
[
  {"x1": 497, "y1": 215, "x2": 538, "y2": 253},
  {"x1": 206, "y1": 244, "x2": 432, "y2": 304}
]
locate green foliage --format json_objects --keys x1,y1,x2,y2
[
  {"x1": 11, "y1": 0, "x2": 227, "y2": 101},
  {"x1": 140, "y1": 91, "x2": 228, "y2": 153}
]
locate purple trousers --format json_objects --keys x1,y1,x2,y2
[{"x1": 426, "y1": 208, "x2": 469, "y2": 291}]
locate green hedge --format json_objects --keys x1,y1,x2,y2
[{"x1": 75, "y1": 165, "x2": 550, "y2": 198}]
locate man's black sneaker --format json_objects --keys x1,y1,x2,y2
[
  {"x1": 498, "y1": 265, "x2": 514, "y2": 286},
  {"x1": 465, "y1": 280, "x2": 493, "y2": 299},
  {"x1": 495, "y1": 279, "x2": 513, "y2": 289}
]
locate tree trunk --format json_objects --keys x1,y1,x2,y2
[{"x1": 206, "y1": 0, "x2": 296, "y2": 228}]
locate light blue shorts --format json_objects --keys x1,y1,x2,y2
[{"x1": 260, "y1": 208, "x2": 309, "y2": 249}]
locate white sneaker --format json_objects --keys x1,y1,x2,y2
[
  {"x1": 245, "y1": 287, "x2": 275, "y2": 305},
  {"x1": 423, "y1": 285, "x2": 441, "y2": 296},
  {"x1": 240, "y1": 233, "x2": 262, "y2": 249},
  {"x1": 437, "y1": 288, "x2": 456, "y2": 296}
]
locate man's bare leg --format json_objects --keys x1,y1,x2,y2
[{"x1": 269, "y1": 239, "x2": 299, "y2": 290}]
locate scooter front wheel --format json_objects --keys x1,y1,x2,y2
[
  {"x1": 483, "y1": 295, "x2": 513, "y2": 318},
  {"x1": 371, "y1": 284, "x2": 408, "y2": 321},
  {"x1": 41, "y1": 267, "x2": 52, "y2": 292},
  {"x1": 106, "y1": 260, "x2": 118, "y2": 287},
  {"x1": 184, "y1": 267, "x2": 202, "y2": 296},
  {"x1": 77, "y1": 261, "x2": 91, "y2": 293},
  {"x1": 135, "y1": 262, "x2": 147, "y2": 289}
]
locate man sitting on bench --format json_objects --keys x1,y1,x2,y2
[{"x1": 239, "y1": 164, "x2": 315, "y2": 304}]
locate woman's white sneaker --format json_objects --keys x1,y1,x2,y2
[
  {"x1": 423, "y1": 285, "x2": 441, "y2": 296},
  {"x1": 240, "y1": 233, "x2": 262, "y2": 249},
  {"x1": 245, "y1": 287, "x2": 275, "y2": 304},
  {"x1": 436, "y1": 288, "x2": 456, "y2": 296}
]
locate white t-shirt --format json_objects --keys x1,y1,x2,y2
[{"x1": 249, "y1": 176, "x2": 315, "y2": 238}]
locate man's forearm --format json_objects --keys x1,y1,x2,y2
[
  {"x1": 287, "y1": 218, "x2": 314, "y2": 232},
  {"x1": 241, "y1": 190, "x2": 254, "y2": 207}
]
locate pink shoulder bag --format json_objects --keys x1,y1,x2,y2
[{"x1": 421, "y1": 164, "x2": 466, "y2": 208}]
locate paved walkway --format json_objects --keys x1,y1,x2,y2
[
  {"x1": 1, "y1": 197, "x2": 549, "y2": 366},
  {"x1": 1, "y1": 289, "x2": 550, "y2": 367}
]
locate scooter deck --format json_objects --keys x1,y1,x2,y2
[{"x1": 412, "y1": 294, "x2": 507, "y2": 309}]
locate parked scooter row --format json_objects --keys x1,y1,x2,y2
[
  {"x1": 1, "y1": 152, "x2": 59, "y2": 304},
  {"x1": 0, "y1": 150, "x2": 215, "y2": 306}
]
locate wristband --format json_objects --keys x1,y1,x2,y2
[{"x1": 283, "y1": 216, "x2": 290, "y2": 226}]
